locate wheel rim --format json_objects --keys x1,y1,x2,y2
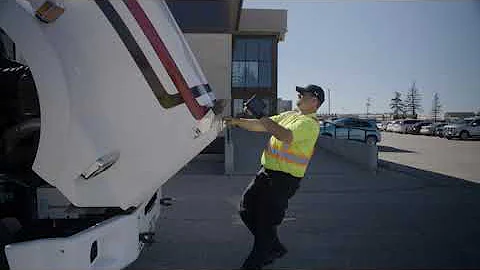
[{"x1": 461, "y1": 132, "x2": 469, "y2": 140}]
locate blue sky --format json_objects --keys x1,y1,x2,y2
[{"x1": 244, "y1": 0, "x2": 480, "y2": 115}]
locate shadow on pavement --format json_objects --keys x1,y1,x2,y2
[
  {"x1": 445, "y1": 137, "x2": 480, "y2": 141},
  {"x1": 378, "y1": 145, "x2": 416, "y2": 153},
  {"x1": 378, "y1": 159, "x2": 479, "y2": 187}
]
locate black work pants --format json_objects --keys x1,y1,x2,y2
[{"x1": 239, "y1": 167, "x2": 301, "y2": 268}]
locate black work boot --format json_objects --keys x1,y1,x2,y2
[
  {"x1": 262, "y1": 243, "x2": 288, "y2": 267},
  {"x1": 241, "y1": 255, "x2": 265, "y2": 270}
]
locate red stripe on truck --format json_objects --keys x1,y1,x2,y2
[{"x1": 123, "y1": 0, "x2": 208, "y2": 120}]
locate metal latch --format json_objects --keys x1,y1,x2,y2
[
  {"x1": 139, "y1": 232, "x2": 155, "y2": 245},
  {"x1": 81, "y1": 151, "x2": 120, "y2": 180}
]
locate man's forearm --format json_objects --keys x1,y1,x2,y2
[
  {"x1": 227, "y1": 117, "x2": 293, "y2": 142},
  {"x1": 259, "y1": 117, "x2": 293, "y2": 143},
  {"x1": 232, "y1": 118, "x2": 267, "y2": 132}
]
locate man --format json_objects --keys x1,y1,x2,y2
[{"x1": 224, "y1": 84, "x2": 324, "y2": 269}]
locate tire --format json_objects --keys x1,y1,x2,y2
[
  {"x1": 445, "y1": 136, "x2": 452, "y2": 140},
  {"x1": 1, "y1": 118, "x2": 40, "y2": 171},
  {"x1": 460, "y1": 131, "x2": 470, "y2": 140},
  {"x1": 366, "y1": 136, "x2": 377, "y2": 146}
]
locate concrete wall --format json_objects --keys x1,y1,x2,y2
[
  {"x1": 185, "y1": 33, "x2": 232, "y2": 116},
  {"x1": 316, "y1": 136, "x2": 378, "y2": 172},
  {"x1": 225, "y1": 127, "x2": 270, "y2": 174},
  {"x1": 225, "y1": 129, "x2": 378, "y2": 175}
]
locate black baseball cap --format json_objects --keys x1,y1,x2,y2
[{"x1": 296, "y1": 84, "x2": 325, "y2": 104}]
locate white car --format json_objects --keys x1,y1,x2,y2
[
  {"x1": 391, "y1": 119, "x2": 422, "y2": 133},
  {"x1": 385, "y1": 121, "x2": 398, "y2": 132},
  {"x1": 420, "y1": 122, "x2": 446, "y2": 136},
  {"x1": 376, "y1": 121, "x2": 384, "y2": 130}
]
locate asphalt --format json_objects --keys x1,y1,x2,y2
[
  {"x1": 379, "y1": 132, "x2": 480, "y2": 183},
  {"x1": 127, "y1": 149, "x2": 480, "y2": 270}
]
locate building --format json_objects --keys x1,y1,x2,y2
[
  {"x1": 166, "y1": 0, "x2": 287, "y2": 118},
  {"x1": 277, "y1": 98, "x2": 292, "y2": 113},
  {"x1": 444, "y1": 112, "x2": 476, "y2": 121}
]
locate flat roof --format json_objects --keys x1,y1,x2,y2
[
  {"x1": 238, "y1": 9, "x2": 287, "y2": 41},
  {"x1": 166, "y1": 0, "x2": 243, "y2": 33},
  {"x1": 166, "y1": 1, "x2": 287, "y2": 41}
]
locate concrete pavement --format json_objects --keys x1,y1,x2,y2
[
  {"x1": 128, "y1": 147, "x2": 480, "y2": 269},
  {"x1": 379, "y1": 132, "x2": 480, "y2": 183}
]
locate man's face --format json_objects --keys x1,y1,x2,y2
[{"x1": 296, "y1": 92, "x2": 318, "y2": 111}]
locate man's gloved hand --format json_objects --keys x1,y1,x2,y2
[{"x1": 244, "y1": 95, "x2": 266, "y2": 119}]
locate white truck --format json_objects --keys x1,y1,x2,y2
[{"x1": 0, "y1": 1, "x2": 224, "y2": 269}]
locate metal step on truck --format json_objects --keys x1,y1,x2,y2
[{"x1": 0, "y1": 1, "x2": 224, "y2": 269}]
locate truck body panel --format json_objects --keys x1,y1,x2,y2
[{"x1": 0, "y1": 0, "x2": 222, "y2": 209}]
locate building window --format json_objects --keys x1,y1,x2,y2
[
  {"x1": 262, "y1": 98, "x2": 273, "y2": 116},
  {"x1": 277, "y1": 98, "x2": 293, "y2": 114},
  {"x1": 232, "y1": 38, "x2": 273, "y2": 88},
  {"x1": 233, "y1": 99, "x2": 244, "y2": 117}
]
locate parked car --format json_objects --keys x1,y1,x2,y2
[
  {"x1": 377, "y1": 121, "x2": 384, "y2": 131},
  {"x1": 320, "y1": 117, "x2": 381, "y2": 145},
  {"x1": 376, "y1": 121, "x2": 384, "y2": 130},
  {"x1": 385, "y1": 120, "x2": 398, "y2": 132},
  {"x1": 376, "y1": 121, "x2": 390, "y2": 131},
  {"x1": 420, "y1": 122, "x2": 447, "y2": 136},
  {"x1": 443, "y1": 118, "x2": 480, "y2": 140},
  {"x1": 407, "y1": 121, "x2": 432, "y2": 134},
  {"x1": 435, "y1": 124, "x2": 447, "y2": 137},
  {"x1": 391, "y1": 119, "x2": 422, "y2": 133}
]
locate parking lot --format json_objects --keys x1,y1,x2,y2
[
  {"x1": 379, "y1": 132, "x2": 480, "y2": 183},
  {"x1": 128, "y1": 140, "x2": 480, "y2": 270}
]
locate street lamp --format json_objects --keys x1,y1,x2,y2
[{"x1": 327, "y1": 88, "x2": 331, "y2": 116}]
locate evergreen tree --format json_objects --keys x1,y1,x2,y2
[
  {"x1": 389, "y1": 91, "x2": 405, "y2": 119},
  {"x1": 405, "y1": 81, "x2": 422, "y2": 119}
]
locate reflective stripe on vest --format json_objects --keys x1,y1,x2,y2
[{"x1": 264, "y1": 144, "x2": 312, "y2": 167}]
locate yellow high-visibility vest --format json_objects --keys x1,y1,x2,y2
[{"x1": 261, "y1": 111, "x2": 319, "y2": 177}]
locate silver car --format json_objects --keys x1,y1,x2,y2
[
  {"x1": 444, "y1": 118, "x2": 480, "y2": 140},
  {"x1": 420, "y1": 122, "x2": 446, "y2": 136}
]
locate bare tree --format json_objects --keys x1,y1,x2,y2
[
  {"x1": 389, "y1": 91, "x2": 405, "y2": 119},
  {"x1": 431, "y1": 93, "x2": 442, "y2": 122},
  {"x1": 405, "y1": 81, "x2": 422, "y2": 119}
]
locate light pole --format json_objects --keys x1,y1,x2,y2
[
  {"x1": 366, "y1": 97, "x2": 372, "y2": 118},
  {"x1": 327, "y1": 88, "x2": 331, "y2": 116}
]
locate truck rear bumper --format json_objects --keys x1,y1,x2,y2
[{"x1": 5, "y1": 189, "x2": 162, "y2": 270}]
